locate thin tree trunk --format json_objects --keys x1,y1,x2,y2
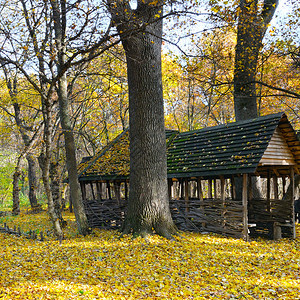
[
  {"x1": 26, "y1": 154, "x2": 38, "y2": 208},
  {"x1": 58, "y1": 73, "x2": 89, "y2": 235},
  {"x1": 12, "y1": 169, "x2": 21, "y2": 215},
  {"x1": 50, "y1": 161, "x2": 66, "y2": 227},
  {"x1": 51, "y1": 0, "x2": 89, "y2": 235}
]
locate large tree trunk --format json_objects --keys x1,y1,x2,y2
[
  {"x1": 51, "y1": 0, "x2": 89, "y2": 235},
  {"x1": 234, "y1": 0, "x2": 278, "y2": 121},
  {"x1": 233, "y1": 1, "x2": 278, "y2": 199},
  {"x1": 109, "y1": 0, "x2": 177, "y2": 238}
]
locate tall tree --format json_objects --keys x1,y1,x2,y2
[
  {"x1": 50, "y1": 0, "x2": 89, "y2": 235},
  {"x1": 234, "y1": 0, "x2": 278, "y2": 121},
  {"x1": 1, "y1": 66, "x2": 40, "y2": 210},
  {"x1": 108, "y1": 0, "x2": 177, "y2": 238}
]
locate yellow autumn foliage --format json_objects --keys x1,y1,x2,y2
[{"x1": 0, "y1": 211, "x2": 299, "y2": 299}]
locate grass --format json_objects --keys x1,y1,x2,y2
[{"x1": 0, "y1": 211, "x2": 299, "y2": 299}]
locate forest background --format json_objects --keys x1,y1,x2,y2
[{"x1": 0, "y1": 0, "x2": 299, "y2": 221}]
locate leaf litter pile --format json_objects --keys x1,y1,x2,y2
[{"x1": 0, "y1": 212, "x2": 299, "y2": 299}]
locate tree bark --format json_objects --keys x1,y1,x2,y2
[
  {"x1": 50, "y1": 161, "x2": 66, "y2": 228},
  {"x1": 26, "y1": 154, "x2": 38, "y2": 208},
  {"x1": 51, "y1": 0, "x2": 89, "y2": 235},
  {"x1": 234, "y1": 0, "x2": 278, "y2": 121},
  {"x1": 12, "y1": 170, "x2": 21, "y2": 215},
  {"x1": 3, "y1": 68, "x2": 40, "y2": 209},
  {"x1": 108, "y1": 0, "x2": 177, "y2": 238}
]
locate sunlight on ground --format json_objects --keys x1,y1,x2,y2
[{"x1": 0, "y1": 211, "x2": 299, "y2": 299}]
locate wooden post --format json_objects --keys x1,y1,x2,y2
[
  {"x1": 291, "y1": 167, "x2": 296, "y2": 239},
  {"x1": 168, "y1": 179, "x2": 173, "y2": 201},
  {"x1": 220, "y1": 176, "x2": 226, "y2": 230},
  {"x1": 248, "y1": 176, "x2": 253, "y2": 201},
  {"x1": 231, "y1": 176, "x2": 236, "y2": 200},
  {"x1": 208, "y1": 179, "x2": 213, "y2": 199},
  {"x1": 197, "y1": 178, "x2": 205, "y2": 228},
  {"x1": 114, "y1": 181, "x2": 121, "y2": 206},
  {"x1": 180, "y1": 179, "x2": 184, "y2": 199},
  {"x1": 175, "y1": 180, "x2": 180, "y2": 200},
  {"x1": 125, "y1": 181, "x2": 128, "y2": 202},
  {"x1": 90, "y1": 183, "x2": 96, "y2": 200},
  {"x1": 242, "y1": 174, "x2": 249, "y2": 241},
  {"x1": 273, "y1": 176, "x2": 278, "y2": 201},
  {"x1": 96, "y1": 182, "x2": 102, "y2": 201},
  {"x1": 213, "y1": 179, "x2": 217, "y2": 198},
  {"x1": 282, "y1": 176, "x2": 286, "y2": 194},
  {"x1": 267, "y1": 170, "x2": 271, "y2": 212},
  {"x1": 106, "y1": 181, "x2": 112, "y2": 200},
  {"x1": 80, "y1": 182, "x2": 87, "y2": 202},
  {"x1": 184, "y1": 178, "x2": 189, "y2": 212}
]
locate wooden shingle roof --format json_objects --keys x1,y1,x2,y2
[
  {"x1": 167, "y1": 112, "x2": 300, "y2": 178},
  {"x1": 78, "y1": 113, "x2": 300, "y2": 181}
]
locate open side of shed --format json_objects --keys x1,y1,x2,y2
[{"x1": 77, "y1": 112, "x2": 300, "y2": 240}]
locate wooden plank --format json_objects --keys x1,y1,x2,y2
[{"x1": 259, "y1": 158, "x2": 295, "y2": 165}]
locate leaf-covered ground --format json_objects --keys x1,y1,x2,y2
[{"x1": 0, "y1": 212, "x2": 299, "y2": 299}]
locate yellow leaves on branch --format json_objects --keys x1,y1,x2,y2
[{"x1": 0, "y1": 211, "x2": 300, "y2": 299}]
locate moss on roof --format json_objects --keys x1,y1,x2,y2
[{"x1": 78, "y1": 113, "x2": 300, "y2": 181}]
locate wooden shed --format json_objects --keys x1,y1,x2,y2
[{"x1": 78, "y1": 112, "x2": 300, "y2": 240}]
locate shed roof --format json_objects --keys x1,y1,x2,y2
[
  {"x1": 167, "y1": 112, "x2": 300, "y2": 178},
  {"x1": 78, "y1": 112, "x2": 300, "y2": 181}
]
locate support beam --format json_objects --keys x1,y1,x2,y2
[
  {"x1": 231, "y1": 176, "x2": 236, "y2": 200},
  {"x1": 96, "y1": 182, "x2": 102, "y2": 201},
  {"x1": 291, "y1": 167, "x2": 296, "y2": 239},
  {"x1": 168, "y1": 179, "x2": 173, "y2": 200},
  {"x1": 90, "y1": 183, "x2": 96, "y2": 200},
  {"x1": 267, "y1": 170, "x2": 271, "y2": 212},
  {"x1": 197, "y1": 177, "x2": 205, "y2": 228},
  {"x1": 114, "y1": 181, "x2": 121, "y2": 206},
  {"x1": 242, "y1": 174, "x2": 249, "y2": 241},
  {"x1": 80, "y1": 182, "x2": 87, "y2": 202},
  {"x1": 220, "y1": 176, "x2": 226, "y2": 230},
  {"x1": 208, "y1": 179, "x2": 213, "y2": 199},
  {"x1": 273, "y1": 176, "x2": 278, "y2": 200},
  {"x1": 184, "y1": 178, "x2": 189, "y2": 212},
  {"x1": 125, "y1": 181, "x2": 128, "y2": 202},
  {"x1": 106, "y1": 180, "x2": 112, "y2": 200}
]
